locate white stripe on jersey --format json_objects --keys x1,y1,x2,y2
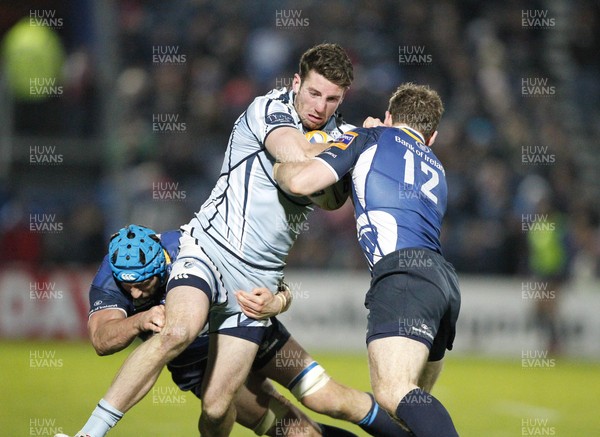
[
  {"x1": 228, "y1": 166, "x2": 245, "y2": 252},
  {"x1": 240, "y1": 156, "x2": 260, "y2": 253},
  {"x1": 352, "y1": 144, "x2": 377, "y2": 210},
  {"x1": 187, "y1": 87, "x2": 356, "y2": 270}
]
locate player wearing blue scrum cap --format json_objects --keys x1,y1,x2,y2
[
  {"x1": 58, "y1": 224, "x2": 398, "y2": 437},
  {"x1": 108, "y1": 225, "x2": 168, "y2": 283}
]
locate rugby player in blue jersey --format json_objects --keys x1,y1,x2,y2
[
  {"x1": 56, "y1": 224, "x2": 360, "y2": 437},
  {"x1": 274, "y1": 83, "x2": 461, "y2": 436},
  {"x1": 59, "y1": 43, "x2": 404, "y2": 436}
]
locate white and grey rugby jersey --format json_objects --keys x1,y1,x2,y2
[{"x1": 186, "y1": 88, "x2": 354, "y2": 270}]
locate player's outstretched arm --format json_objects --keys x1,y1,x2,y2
[
  {"x1": 274, "y1": 160, "x2": 336, "y2": 197},
  {"x1": 88, "y1": 306, "x2": 165, "y2": 356},
  {"x1": 235, "y1": 287, "x2": 292, "y2": 320},
  {"x1": 266, "y1": 126, "x2": 330, "y2": 162}
]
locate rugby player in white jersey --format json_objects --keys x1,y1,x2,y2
[{"x1": 64, "y1": 44, "x2": 403, "y2": 437}]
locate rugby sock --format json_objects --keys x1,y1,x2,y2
[
  {"x1": 358, "y1": 393, "x2": 412, "y2": 437},
  {"x1": 79, "y1": 399, "x2": 123, "y2": 437},
  {"x1": 395, "y1": 389, "x2": 458, "y2": 437}
]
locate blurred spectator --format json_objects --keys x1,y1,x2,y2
[{"x1": 526, "y1": 195, "x2": 570, "y2": 355}]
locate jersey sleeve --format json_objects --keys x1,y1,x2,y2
[
  {"x1": 314, "y1": 128, "x2": 370, "y2": 180},
  {"x1": 158, "y1": 230, "x2": 181, "y2": 261},
  {"x1": 88, "y1": 256, "x2": 131, "y2": 317},
  {"x1": 246, "y1": 95, "x2": 297, "y2": 145}
]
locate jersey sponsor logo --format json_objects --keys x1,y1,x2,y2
[
  {"x1": 331, "y1": 131, "x2": 358, "y2": 150},
  {"x1": 90, "y1": 303, "x2": 119, "y2": 313},
  {"x1": 93, "y1": 300, "x2": 103, "y2": 306},
  {"x1": 265, "y1": 112, "x2": 295, "y2": 125},
  {"x1": 415, "y1": 141, "x2": 431, "y2": 153},
  {"x1": 410, "y1": 323, "x2": 434, "y2": 341}
]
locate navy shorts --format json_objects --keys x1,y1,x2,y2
[
  {"x1": 167, "y1": 317, "x2": 291, "y2": 398},
  {"x1": 365, "y1": 248, "x2": 461, "y2": 361}
]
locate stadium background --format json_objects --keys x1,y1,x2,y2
[{"x1": 1, "y1": 0, "x2": 599, "y2": 436}]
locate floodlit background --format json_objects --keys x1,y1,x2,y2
[{"x1": 1, "y1": 1, "x2": 599, "y2": 436}]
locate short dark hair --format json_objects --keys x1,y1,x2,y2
[
  {"x1": 388, "y1": 83, "x2": 444, "y2": 139},
  {"x1": 299, "y1": 43, "x2": 353, "y2": 88}
]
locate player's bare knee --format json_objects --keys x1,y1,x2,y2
[
  {"x1": 373, "y1": 393, "x2": 396, "y2": 415},
  {"x1": 155, "y1": 322, "x2": 194, "y2": 358},
  {"x1": 202, "y1": 395, "x2": 233, "y2": 426}
]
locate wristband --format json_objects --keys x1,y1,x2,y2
[{"x1": 276, "y1": 293, "x2": 287, "y2": 314}]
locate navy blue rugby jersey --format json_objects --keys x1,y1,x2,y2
[
  {"x1": 87, "y1": 230, "x2": 205, "y2": 367},
  {"x1": 315, "y1": 126, "x2": 448, "y2": 268}
]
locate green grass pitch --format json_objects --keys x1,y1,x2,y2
[{"x1": 3, "y1": 340, "x2": 599, "y2": 436}]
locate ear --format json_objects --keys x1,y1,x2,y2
[
  {"x1": 426, "y1": 130, "x2": 438, "y2": 147},
  {"x1": 384, "y1": 111, "x2": 393, "y2": 127},
  {"x1": 292, "y1": 73, "x2": 302, "y2": 93},
  {"x1": 338, "y1": 89, "x2": 347, "y2": 106}
]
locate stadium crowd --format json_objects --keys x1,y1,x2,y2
[{"x1": 2, "y1": 0, "x2": 599, "y2": 279}]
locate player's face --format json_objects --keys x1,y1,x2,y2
[
  {"x1": 121, "y1": 275, "x2": 160, "y2": 303},
  {"x1": 292, "y1": 70, "x2": 346, "y2": 130}
]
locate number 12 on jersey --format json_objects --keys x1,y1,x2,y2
[{"x1": 402, "y1": 149, "x2": 439, "y2": 204}]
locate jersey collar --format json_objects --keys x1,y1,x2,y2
[{"x1": 394, "y1": 124, "x2": 426, "y2": 144}]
